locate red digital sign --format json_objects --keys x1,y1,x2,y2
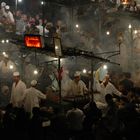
[{"x1": 24, "y1": 35, "x2": 43, "y2": 48}]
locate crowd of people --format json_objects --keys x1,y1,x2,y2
[
  {"x1": 0, "y1": 1, "x2": 140, "y2": 139},
  {"x1": 1, "y1": 1, "x2": 140, "y2": 72},
  {"x1": 0, "y1": 61, "x2": 139, "y2": 140},
  {"x1": 107, "y1": 0, "x2": 140, "y2": 13},
  {"x1": 0, "y1": 71, "x2": 139, "y2": 140},
  {"x1": 0, "y1": 1, "x2": 67, "y2": 36}
]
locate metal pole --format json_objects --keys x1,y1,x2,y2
[
  {"x1": 15, "y1": 0, "x2": 18, "y2": 33},
  {"x1": 58, "y1": 57, "x2": 62, "y2": 104},
  {"x1": 15, "y1": 0, "x2": 18, "y2": 15},
  {"x1": 130, "y1": 28, "x2": 133, "y2": 71},
  {"x1": 90, "y1": 60, "x2": 94, "y2": 102},
  {"x1": 98, "y1": 2, "x2": 102, "y2": 43},
  {"x1": 42, "y1": 1, "x2": 45, "y2": 37},
  {"x1": 69, "y1": 2, "x2": 74, "y2": 32}
]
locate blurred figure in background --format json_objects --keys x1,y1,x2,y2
[
  {"x1": 24, "y1": 57, "x2": 37, "y2": 87},
  {"x1": 4, "y1": 5, "x2": 15, "y2": 25},
  {"x1": 61, "y1": 70, "x2": 72, "y2": 97},
  {"x1": 95, "y1": 74, "x2": 122, "y2": 110},
  {"x1": 1, "y1": 4, "x2": 15, "y2": 32},
  {"x1": 16, "y1": 14, "x2": 28, "y2": 35},
  {"x1": 66, "y1": 101, "x2": 85, "y2": 132},
  {"x1": 0, "y1": 2, "x2": 6, "y2": 18},
  {"x1": 119, "y1": 72, "x2": 134, "y2": 96},
  {"x1": 0, "y1": 54, "x2": 16, "y2": 87},
  {"x1": 0, "y1": 85, "x2": 10, "y2": 109}
]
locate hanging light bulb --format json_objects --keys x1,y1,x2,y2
[
  {"x1": 1, "y1": 40, "x2": 5, "y2": 43},
  {"x1": 106, "y1": 31, "x2": 110, "y2": 35},
  {"x1": 9, "y1": 65, "x2": 14, "y2": 70},
  {"x1": 75, "y1": 24, "x2": 79, "y2": 28},
  {"x1": 82, "y1": 69, "x2": 87, "y2": 74},
  {"x1": 41, "y1": 1, "x2": 44, "y2": 5},
  {"x1": 134, "y1": 30, "x2": 138, "y2": 34},
  {"x1": 103, "y1": 65, "x2": 108, "y2": 70},
  {"x1": 18, "y1": 0, "x2": 22, "y2": 2},
  {"x1": 6, "y1": 40, "x2": 9, "y2": 43},
  {"x1": 34, "y1": 70, "x2": 38, "y2": 75},
  {"x1": 128, "y1": 24, "x2": 132, "y2": 29},
  {"x1": 2, "y1": 52, "x2": 6, "y2": 56},
  {"x1": 55, "y1": 46, "x2": 58, "y2": 50}
]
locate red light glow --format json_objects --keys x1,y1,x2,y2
[{"x1": 24, "y1": 36, "x2": 42, "y2": 48}]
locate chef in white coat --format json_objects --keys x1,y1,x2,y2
[
  {"x1": 10, "y1": 71, "x2": 26, "y2": 107},
  {"x1": 4, "y1": 5, "x2": 15, "y2": 24},
  {"x1": 67, "y1": 71, "x2": 88, "y2": 96},
  {"x1": 95, "y1": 74, "x2": 122, "y2": 110},
  {"x1": 22, "y1": 80, "x2": 46, "y2": 117}
]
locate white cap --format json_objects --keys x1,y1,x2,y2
[
  {"x1": 74, "y1": 71, "x2": 81, "y2": 77},
  {"x1": 13, "y1": 71, "x2": 20, "y2": 76},
  {"x1": 1, "y1": 2, "x2": 6, "y2": 7},
  {"x1": 31, "y1": 80, "x2": 37, "y2": 86},
  {"x1": 5, "y1": 5, "x2": 10, "y2": 10}
]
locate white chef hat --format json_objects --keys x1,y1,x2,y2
[
  {"x1": 13, "y1": 71, "x2": 20, "y2": 76},
  {"x1": 1, "y1": 2, "x2": 6, "y2": 7},
  {"x1": 5, "y1": 5, "x2": 10, "y2": 10},
  {"x1": 74, "y1": 71, "x2": 81, "y2": 77},
  {"x1": 31, "y1": 80, "x2": 37, "y2": 86}
]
